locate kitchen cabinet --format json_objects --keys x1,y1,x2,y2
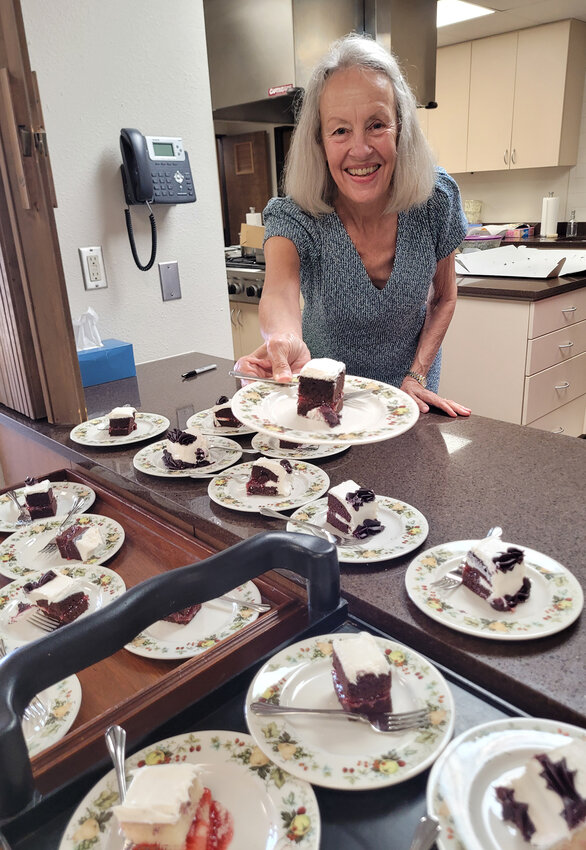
[
  {"x1": 230, "y1": 301, "x2": 263, "y2": 361},
  {"x1": 439, "y1": 287, "x2": 586, "y2": 435},
  {"x1": 427, "y1": 42, "x2": 471, "y2": 174},
  {"x1": 466, "y1": 20, "x2": 586, "y2": 172}
]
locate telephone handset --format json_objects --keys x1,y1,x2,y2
[{"x1": 120, "y1": 128, "x2": 196, "y2": 270}]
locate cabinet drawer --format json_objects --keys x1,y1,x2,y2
[
  {"x1": 529, "y1": 287, "x2": 586, "y2": 338},
  {"x1": 522, "y1": 351, "x2": 586, "y2": 423},
  {"x1": 527, "y1": 393, "x2": 586, "y2": 437},
  {"x1": 526, "y1": 319, "x2": 586, "y2": 375}
]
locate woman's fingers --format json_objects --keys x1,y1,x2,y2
[{"x1": 400, "y1": 378, "x2": 471, "y2": 418}]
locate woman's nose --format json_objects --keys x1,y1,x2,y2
[{"x1": 349, "y1": 130, "x2": 373, "y2": 156}]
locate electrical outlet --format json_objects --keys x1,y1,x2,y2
[{"x1": 79, "y1": 246, "x2": 108, "y2": 290}]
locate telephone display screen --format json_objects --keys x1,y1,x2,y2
[{"x1": 152, "y1": 142, "x2": 174, "y2": 157}]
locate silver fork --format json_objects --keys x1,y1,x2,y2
[
  {"x1": 27, "y1": 609, "x2": 60, "y2": 633},
  {"x1": 5, "y1": 490, "x2": 30, "y2": 524},
  {"x1": 219, "y1": 594, "x2": 270, "y2": 613},
  {"x1": 430, "y1": 526, "x2": 503, "y2": 591},
  {"x1": 228, "y1": 370, "x2": 372, "y2": 401},
  {"x1": 250, "y1": 701, "x2": 430, "y2": 733},
  {"x1": 258, "y1": 506, "x2": 356, "y2": 547},
  {"x1": 38, "y1": 495, "x2": 84, "y2": 555},
  {"x1": 0, "y1": 638, "x2": 48, "y2": 725}
]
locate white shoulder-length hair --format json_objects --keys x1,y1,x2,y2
[{"x1": 284, "y1": 32, "x2": 436, "y2": 216}]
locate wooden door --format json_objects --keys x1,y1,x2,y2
[
  {"x1": 466, "y1": 32, "x2": 517, "y2": 172},
  {"x1": 219, "y1": 131, "x2": 271, "y2": 246},
  {"x1": 0, "y1": 0, "x2": 86, "y2": 424},
  {"x1": 427, "y1": 42, "x2": 471, "y2": 174}
]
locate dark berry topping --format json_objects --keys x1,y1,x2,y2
[
  {"x1": 536, "y1": 753, "x2": 586, "y2": 829},
  {"x1": 319, "y1": 405, "x2": 340, "y2": 427},
  {"x1": 495, "y1": 786, "x2": 535, "y2": 841},
  {"x1": 24, "y1": 476, "x2": 37, "y2": 486},
  {"x1": 23, "y1": 570, "x2": 57, "y2": 593},
  {"x1": 216, "y1": 395, "x2": 230, "y2": 405},
  {"x1": 494, "y1": 546, "x2": 524, "y2": 572},
  {"x1": 280, "y1": 460, "x2": 293, "y2": 474},
  {"x1": 353, "y1": 518, "x2": 384, "y2": 539},
  {"x1": 346, "y1": 488, "x2": 376, "y2": 511},
  {"x1": 166, "y1": 428, "x2": 197, "y2": 445}
]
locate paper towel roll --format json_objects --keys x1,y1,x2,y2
[
  {"x1": 540, "y1": 195, "x2": 559, "y2": 238},
  {"x1": 246, "y1": 211, "x2": 263, "y2": 226}
]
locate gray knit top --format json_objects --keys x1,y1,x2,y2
[{"x1": 263, "y1": 167, "x2": 467, "y2": 391}]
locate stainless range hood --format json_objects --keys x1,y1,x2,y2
[{"x1": 204, "y1": 0, "x2": 437, "y2": 124}]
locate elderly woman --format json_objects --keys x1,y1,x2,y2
[{"x1": 235, "y1": 33, "x2": 471, "y2": 417}]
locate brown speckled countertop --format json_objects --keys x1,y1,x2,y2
[{"x1": 1, "y1": 353, "x2": 585, "y2": 727}]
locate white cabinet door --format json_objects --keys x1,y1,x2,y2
[{"x1": 427, "y1": 42, "x2": 471, "y2": 174}]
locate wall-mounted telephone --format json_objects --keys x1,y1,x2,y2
[{"x1": 120, "y1": 128, "x2": 196, "y2": 271}]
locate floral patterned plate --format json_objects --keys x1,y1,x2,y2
[
  {"x1": 25, "y1": 674, "x2": 82, "y2": 758},
  {"x1": 125, "y1": 582, "x2": 263, "y2": 659},
  {"x1": 0, "y1": 514, "x2": 125, "y2": 579},
  {"x1": 0, "y1": 481, "x2": 96, "y2": 533},
  {"x1": 0, "y1": 564, "x2": 126, "y2": 650},
  {"x1": 208, "y1": 461, "x2": 329, "y2": 513},
  {"x1": 245, "y1": 633, "x2": 454, "y2": 791},
  {"x1": 287, "y1": 496, "x2": 429, "y2": 564},
  {"x1": 251, "y1": 433, "x2": 351, "y2": 460},
  {"x1": 426, "y1": 717, "x2": 586, "y2": 850},
  {"x1": 405, "y1": 540, "x2": 583, "y2": 640},
  {"x1": 231, "y1": 376, "x2": 419, "y2": 446},
  {"x1": 69, "y1": 412, "x2": 170, "y2": 447},
  {"x1": 59, "y1": 729, "x2": 320, "y2": 850},
  {"x1": 132, "y1": 436, "x2": 243, "y2": 478},
  {"x1": 186, "y1": 407, "x2": 256, "y2": 436}
]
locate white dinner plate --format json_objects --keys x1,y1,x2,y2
[
  {"x1": 0, "y1": 565, "x2": 126, "y2": 650},
  {"x1": 25, "y1": 674, "x2": 82, "y2": 758},
  {"x1": 0, "y1": 514, "x2": 125, "y2": 579},
  {"x1": 245, "y1": 633, "x2": 454, "y2": 790},
  {"x1": 427, "y1": 717, "x2": 586, "y2": 850},
  {"x1": 0, "y1": 481, "x2": 95, "y2": 533},
  {"x1": 405, "y1": 540, "x2": 583, "y2": 640},
  {"x1": 231, "y1": 376, "x2": 419, "y2": 445},
  {"x1": 132, "y1": 436, "x2": 243, "y2": 478},
  {"x1": 251, "y1": 432, "x2": 351, "y2": 460},
  {"x1": 208, "y1": 460, "x2": 329, "y2": 513},
  {"x1": 287, "y1": 495, "x2": 429, "y2": 564},
  {"x1": 186, "y1": 406, "x2": 256, "y2": 436},
  {"x1": 69, "y1": 412, "x2": 170, "y2": 447},
  {"x1": 59, "y1": 729, "x2": 321, "y2": 850},
  {"x1": 125, "y1": 582, "x2": 263, "y2": 659}
]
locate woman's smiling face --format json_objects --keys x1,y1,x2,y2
[{"x1": 320, "y1": 66, "x2": 398, "y2": 213}]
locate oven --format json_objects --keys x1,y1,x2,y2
[{"x1": 226, "y1": 254, "x2": 265, "y2": 304}]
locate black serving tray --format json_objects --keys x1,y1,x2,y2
[{"x1": 4, "y1": 617, "x2": 526, "y2": 850}]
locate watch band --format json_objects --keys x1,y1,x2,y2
[{"x1": 406, "y1": 370, "x2": 427, "y2": 388}]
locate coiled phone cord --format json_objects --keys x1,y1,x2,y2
[{"x1": 124, "y1": 200, "x2": 157, "y2": 271}]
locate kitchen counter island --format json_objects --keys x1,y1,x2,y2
[{"x1": 1, "y1": 352, "x2": 585, "y2": 730}]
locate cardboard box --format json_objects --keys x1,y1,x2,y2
[
  {"x1": 240, "y1": 223, "x2": 265, "y2": 250},
  {"x1": 77, "y1": 339, "x2": 136, "y2": 387}
]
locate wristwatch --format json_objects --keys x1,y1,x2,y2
[{"x1": 406, "y1": 370, "x2": 427, "y2": 388}]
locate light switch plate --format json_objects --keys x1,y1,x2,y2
[{"x1": 159, "y1": 261, "x2": 181, "y2": 301}]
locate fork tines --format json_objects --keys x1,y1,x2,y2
[
  {"x1": 28, "y1": 609, "x2": 60, "y2": 632},
  {"x1": 23, "y1": 695, "x2": 48, "y2": 723},
  {"x1": 379, "y1": 708, "x2": 430, "y2": 732},
  {"x1": 38, "y1": 539, "x2": 59, "y2": 555}
]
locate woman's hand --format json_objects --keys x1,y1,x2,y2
[
  {"x1": 400, "y1": 376, "x2": 471, "y2": 418},
  {"x1": 234, "y1": 333, "x2": 311, "y2": 382}
]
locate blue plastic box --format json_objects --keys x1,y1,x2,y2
[{"x1": 77, "y1": 339, "x2": 136, "y2": 387}]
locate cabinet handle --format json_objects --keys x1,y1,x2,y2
[
  {"x1": 511, "y1": 148, "x2": 516, "y2": 164},
  {"x1": 552, "y1": 427, "x2": 565, "y2": 434},
  {"x1": 230, "y1": 308, "x2": 236, "y2": 328},
  {"x1": 236, "y1": 308, "x2": 242, "y2": 328},
  {"x1": 503, "y1": 149, "x2": 508, "y2": 164},
  {"x1": 558, "y1": 342, "x2": 574, "y2": 350},
  {"x1": 554, "y1": 381, "x2": 570, "y2": 390},
  {"x1": 561, "y1": 306, "x2": 577, "y2": 313}
]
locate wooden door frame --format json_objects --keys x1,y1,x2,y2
[{"x1": 0, "y1": 0, "x2": 86, "y2": 424}]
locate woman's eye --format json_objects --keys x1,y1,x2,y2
[
  {"x1": 370, "y1": 121, "x2": 386, "y2": 131},
  {"x1": 332, "y1": 127, "x2": 348, "y2": 136}
]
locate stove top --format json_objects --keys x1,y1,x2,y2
[{"x1": 225, "y1": 254, "x2": 265, "y2": 270}]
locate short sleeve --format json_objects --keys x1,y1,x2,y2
[
  {"x1": 427, "y1": 168, "x2": 468, "y2": 260},
  {"x1": 262, "y1": 196, "x2": 321, "y2": 264}
]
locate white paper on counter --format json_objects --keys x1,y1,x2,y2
[{"x1": 455, "y1": 245, "x2": 586, "y2": 279}]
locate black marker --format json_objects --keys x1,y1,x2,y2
[{"x1": 181, "y1": 364, "x2": 217, "y2": 380}]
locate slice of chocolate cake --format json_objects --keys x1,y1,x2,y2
[
  {"x1": 163, "y1": 603, "x2": 202, "y2": 625},
  {"x1": 212, "y1": 396, "x2": 242, "y2": 428},
  {"x1": 108, "y1": 406, "x2": 137, "y2": 436},
  {"x1": 462, "y1": 535, "x2": 531, "y2": 612},
  {"x1": 23, "y1": 570, "x2": 89, "y2": 626},
  {"x1": 246, "y1": 458, "x2": 293, "y2": 496},
  {"x1": 297, "y1": 358, "x2": 345, "y2": 427},
  {"x1": 326, "y1": 480, "x2": 384, "y2": 539},
  {"x1": 331, "y1": 632, "x2": 392, "y2": 716},
  {"x1": 22, "y1": 479, "x2": 57, "y2": 519},
  {"x1": 162, "y1": 427, "x2": 210, "y2": 469},
  {"x1": 56, "y1": 523, "x2": 104, "y2": 561}
]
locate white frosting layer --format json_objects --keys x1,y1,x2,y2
[
  {"x1": 21, "y1": 479, "x2": 52, "y2": 495},
  {"x1": 300, "y1": 358, "x2": 345, "y2": 381},
  {"x1": 109, "y1": 406, "x2": 136, "y2": 419},
  {"x1": 252, "y1": 458, "x2": 292, "y2": 496},
  {"x1": 75, "y1": 525, "x2": 103, "y2": 560},
  {"x1": 165, "y1": 428, "x2": 209, "y2": 464},
  {"x1": 467, "y1": 536, "x2": 525, "y2": 602},
  {"x1": 113, "y1": 764, "x2": 203, "y2": 825},
  {"x1": 503, "y1": 740, "x2": 586, "y2": 849},
  {"x1": 27, "y1": 572, "x2": 82, "y2": 603},
  {"x1": 332, "y1": 632, "x2": 388, "y2": 682},
  {"x1": 327, "y1": 480, "x2": 377, "y2": 532}
]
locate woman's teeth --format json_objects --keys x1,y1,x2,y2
[{"x1": 347, "y1": 165, "x2": 380, "y2": 176}]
